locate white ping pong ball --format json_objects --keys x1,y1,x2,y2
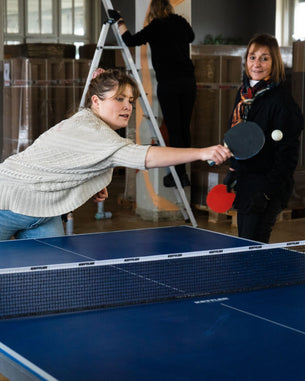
[{"x1": 271, "y1": 130, "x2": 283, "y2": 141}]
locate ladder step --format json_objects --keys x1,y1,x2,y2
[
  {"x1": 80, "y1": 0, "x2": 198, "y2": 228},
  {"x1": 97, "y1": 45, "x2": 123, "y2": 50},
  {"x1": 142, "y1": 114, "x2": 158, "y2": 120}
]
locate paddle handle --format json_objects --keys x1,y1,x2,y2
[{"x1": 207, "y1": 143, "x2": 229, "y2": 166}]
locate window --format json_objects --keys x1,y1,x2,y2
[
  {"x1": 4, "y1": 0, "x2": 24, "y2": 44},
  {"x1": 275, "y1": 0, "x2": 295, "y2": 46},
  {"x1": 61, "y1": 0, "x2": 85, "y2": 36},
  {"x1": 4, "y1": 0, "x2": 99, "y2": 46},
  {"x1": 294, "y1": 0, "x2": 305, "y2": 40},
  {"x1": 276, "y1": 0, "x2": 305, "y2": 46},
  {"x1": 27, "y1": 0, "x2": 53, "y2": 34},
  {"x1": 5, "y1": 0, "x2": 21, "y2": 34}
]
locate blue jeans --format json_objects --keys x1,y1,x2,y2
[{"x1": 0, "y1": 210, "x2": 65, "y2": 240}]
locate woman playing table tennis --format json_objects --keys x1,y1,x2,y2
[
  {"x1": 224, "y1": 33, "x2": 303, "y2": 243},
  {"x1": 0, "y1": 68, "x2": 230, "y2": 240}
]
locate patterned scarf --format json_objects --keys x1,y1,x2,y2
[{"x1": 231, "y1": 76, "x2": 274, "y2": 127}]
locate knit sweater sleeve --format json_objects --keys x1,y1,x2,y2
[
  {"x1": 0, "y1": 109, "x2": 150, "y2": 217},
  {"x1": 109, "y1": 143, "x2": 150, "y2": 169},
  {"x1": 0, "y1": 109, "x2": 148, "y2": 182},
  {"x1": 42, "y1": 109, "x2": 149, "y2": 172}
]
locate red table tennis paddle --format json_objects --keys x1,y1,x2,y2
[
  {"x1": 206, "y1": 184, "x2": 236, "y2": 213},
  {"x1": 208, "y1": 121, "x2": 265, "y2": 165}
]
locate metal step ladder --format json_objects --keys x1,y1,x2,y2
[{"x1": 66, "y1": 0, "x2": 197, "y2": 234}]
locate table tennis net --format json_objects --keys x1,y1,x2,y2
[{"x1": 1, "y1": 241, "x2": 305, "y2": 318}]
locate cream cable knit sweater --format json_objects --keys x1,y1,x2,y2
[{"x1": 0, "y1": 108, "x2": 150, "y2": 217}]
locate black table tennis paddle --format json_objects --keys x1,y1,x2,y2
[{"x1": 208, "y1": 121, "x2": 265, "y2": 165}]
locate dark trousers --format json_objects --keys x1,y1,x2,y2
[
  {"x1": 157, "y1": 77, "x2": 196, "y2": 177},
  {"x1": 237, "y1": 197, "x2": 283, "y2": 243}
]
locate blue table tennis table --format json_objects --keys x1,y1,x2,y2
[{"x1": 0, "y1": 226, "x2": 305, "y2": 381}]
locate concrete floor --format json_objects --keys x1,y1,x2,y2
[{"x1": 73, "y1": 172, "x2": 305, "y2": 244}]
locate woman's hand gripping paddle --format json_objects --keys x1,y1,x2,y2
[{"x1": 208, "y1": 121, "x2": 265, "y2": 165}]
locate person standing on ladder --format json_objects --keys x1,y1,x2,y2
[{"x1": 111, "y1": 0, "x2": 196, "y2": 188}]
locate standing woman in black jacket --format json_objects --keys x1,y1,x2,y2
[
  {"x1": 113, "y1": 0, "x2": 196, "y2": 187},
  {"x1": 224, "y1": 33, "x2": 304, "y2": 243}
]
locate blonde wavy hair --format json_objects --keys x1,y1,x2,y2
[{"x1": 146, "y1": 0, "x2": 174, "y2": 24}]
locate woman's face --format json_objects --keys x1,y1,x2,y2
[
  {"x1": 247, "y1": 44, "x2": 272, "y2": 81},
  {"x1": 91, "y1": 85, "x2": 134, "y2": 130}
]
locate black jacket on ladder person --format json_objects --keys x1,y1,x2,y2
[{"x1": 121, "y1": 13, "x2": 197, "y2": 187}]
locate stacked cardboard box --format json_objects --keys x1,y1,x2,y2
[
  {"x1": 190, "y1": 53, "x2": 242, "y2": 206},
  {"x1": 291, "y1": 41, "x2": 305, "y2": 168},
  {"x1": 4, "y1": 44, "x2": 76, "y2": 59},
  {"x1": 290, "y1": 41, "x2": 305, "y2": 209},
  {"x1": 292, "y1": 41, "x2": 305, "y2": 167},
  {"x1": 79, "y1": 44, "x2": 116, "y2": 68},
  {"x1": 2, "y1": 58, "x2": 91, "y2": 160}
]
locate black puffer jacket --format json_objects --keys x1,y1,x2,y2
[{"x1": 230, "y1": 82, "x2": 304, "y2": 212}]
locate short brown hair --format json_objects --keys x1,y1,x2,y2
[
  {"x1": 245, "y1": 33, "x2": 285, "y2": 83},
  {"x1": 84, "y1": 69, "x2": 140, "y2": 108}
]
